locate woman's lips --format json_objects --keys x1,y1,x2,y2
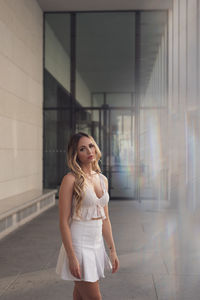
[{"x1": 88, "y1": 155, "x2": 93, "y2": 159}]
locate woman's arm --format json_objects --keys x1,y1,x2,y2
[
  {"x1": 102, "y1": 175, "x2": 119, "y2": 273},
  {"x1": 102, "y1": 204, "x2": 116, "y2": 254},
  {"x1": 58, "y1": 173, "x2": 76, "y2": 259},
  {"x1": 58, "y1": 173, "x2": 82, "y2": 279}
]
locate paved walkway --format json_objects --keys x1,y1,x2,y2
[{"x1": 0, "y1": 199, "x2": 200, "y2": 299}]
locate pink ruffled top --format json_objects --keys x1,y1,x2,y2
[{"x1": 71, "y1": 173, "x2": 109, "y2": 221}]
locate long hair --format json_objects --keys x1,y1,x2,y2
[{"x1": 67, "y1": 132, "x2": 102, "y2": 218}]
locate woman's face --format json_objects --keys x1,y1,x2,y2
[{"x1": 77, "y1": 136, "x2": 96, "y2": 165}]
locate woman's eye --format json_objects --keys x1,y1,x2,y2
[{"x1": 80, "y1": 145, "x2": 94, "y2": 151}]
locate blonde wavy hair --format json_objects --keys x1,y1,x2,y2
[{"x1": 67, "y1": 132, "x2": 102, "y2": 218}]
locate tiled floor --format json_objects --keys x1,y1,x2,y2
[{"x1": 0, "y1": 199, "x2": 199, "y2": 299}]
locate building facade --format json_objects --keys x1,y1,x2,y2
[{"x1": 0, "y1": 0, "x2": 199, "y2": 237}]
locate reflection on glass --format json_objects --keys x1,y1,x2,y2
[
  {"x1": 45, "y1": 14, "x2": 71, "y2": 104},
  {"x1": 186, "y1": 111, "x2": 200, "y2": 211},
  {"x1": 140, "y1": 108, "x2": 168, "y2": 201},
  {"x1": 140, "y1": 11, "x2": 168, "y2": 107},
  {"x1": 110, "y1": 110, "x2": 135, "y2": 198}
]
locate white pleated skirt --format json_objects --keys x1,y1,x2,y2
[{"x1": 55, "y1": 218, "x2": 113, "y2": 282}]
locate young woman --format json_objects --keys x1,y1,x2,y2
[{"x1": 56, "y1": 132, "x2": 119, "y2": 300}]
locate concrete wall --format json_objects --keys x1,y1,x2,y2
[{"x1": 0, "y1": 0, "x2": 43, "y2": 200}]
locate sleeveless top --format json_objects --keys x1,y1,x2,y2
[{"x1": 71, "y1": 173, "x2": 109, "y2": 221}]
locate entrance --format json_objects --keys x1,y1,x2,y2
[
  {"x1": 44, "y1": 12, "x2": 168, "y2": 200},
  {"x1": 75, "y1": 105, "x2": 138, "y2": 200}
]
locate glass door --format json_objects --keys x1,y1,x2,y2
[
  {"x1": 108, "y1": 109, "x2": 136, "y2": 199},
  {"x1": 75, "y1": 107, "x2": 137, "y2": 199}
]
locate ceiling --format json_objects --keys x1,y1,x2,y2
[
  {"x1": 46, "y1": 11, "x2": 167, "y2": 94},
  {"x1": 37, "y1": 0, "x2": 172, "y2": 12},
  {"x1": 44, "y1": 3, "x2": 168, "y2": 95},
  {"x1": 76, "y1": 13, "x2": 136, "y2": 93}
]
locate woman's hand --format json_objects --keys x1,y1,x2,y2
[
  {"x1": 110, "y1": 251, "x2": 119, "y2": 273},
  {"x1": 69, "y1": 255, "x2": 82, "y2": 279}
]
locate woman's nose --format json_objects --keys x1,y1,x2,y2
[{"x1": 87, "y1": 148, "x2": 92, "y2": 154}]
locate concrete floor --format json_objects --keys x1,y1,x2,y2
[{"x1": 0, "y1": 199, "x2": 200, "y2": 300}]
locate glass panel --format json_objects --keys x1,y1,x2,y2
[
  {"x1": 186, "y1": 110, "x2": 200, "y2": 211},
  {"x1": 44, "y1": 13, "x2": 71, "y2": 108},
  {"x1": 139, "y1": 108, "x2": 168, "y2": 201},
  {"x1": 110, "y1": 110, "x2": 135, "y2": 198},
  {"x1": 92, "y1": 93, "x2": 134, "y2": 107},
  {"x1": 44, "y1": 13, "x2": 71, "y2": 189},
  {"x1": 106, "y1": 93, "x2": 132, "y2": 107},
  {"x1": 76, "y1": 12, "x2": 135, "y2": 107},
  {"x1": 43, "y1": 11, "x2": 168, "y2": 201},
  {"x1": 44, "y1": 109, "x2": 71, "y2": 188},
  {"x1": 92, "y1": 93, "x2": 104, "y2": 107},
  {"x1": 44, "y1": 70, "x2": 71, "y2": 108},
  {"x1": 75, "y1": 109, "x2": 100, "y2": 142},
  {"x1": 139, "y1": 11, "x2": 168, "y2": 107}
]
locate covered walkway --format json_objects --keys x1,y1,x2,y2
[
  {"x1": 1, "y1": 200, "x2": 199, "y2": 300},
  {"x1": 1, "y1": 0, "x2": 200, "y2": 299}
]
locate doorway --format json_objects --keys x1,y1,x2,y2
[{"x1": 75, "y1": 104, "x2": 138, "y2": 200}]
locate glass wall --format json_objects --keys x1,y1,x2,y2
[
  {"x1": 44, "y1": 11, "x2": 168, "y2": 202},
  {"x1": 44, "y1": 14, "x2": 71, "y2": 188}
]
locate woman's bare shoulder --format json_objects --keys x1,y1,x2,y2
[
  {"x1": 61, "y1": 172, "x2": 76, "y2": 185},
  {"x1": 100, "y1": 173, "x2": 108, "y2": 183}
]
